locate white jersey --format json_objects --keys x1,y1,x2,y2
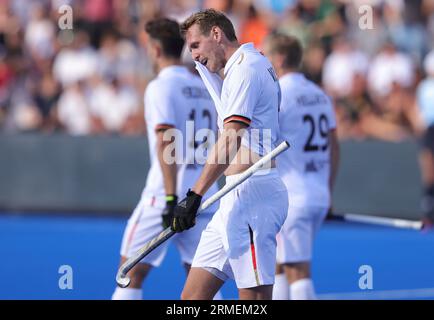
[
  {"x1": 192, "y1": 44, "x2": 288, "y2": 289},
  {"x1": 222, "y1": 43, "x2": 281, "y2": 155},
  {"x1": 195, "y1": 43, "x2": 281, "y2": 156},
  {"x1": 141, "y1": 65, "x2": 218, "y2": 205},
  {"x1": 277, "y1": 73, "x2": 336, "y2": 207}
]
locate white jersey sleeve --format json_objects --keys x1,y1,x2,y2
[
  {"x1": 145, "y1": 81, "x2": 177, "y2": 131},
  {"x1": 222, "y1": 65, "x2": 258, "y2": 127}
]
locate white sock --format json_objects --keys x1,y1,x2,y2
[
  {"x1": 290, "y1": 278, "x2": 316, "y2": 300},
  {"x1": 112, "y1": 287, "x2": 143, "y2": 300},
  {"x1": 213, "y1": 290, "x2": 224, "y2": 300},
  {"x1": 272, "y1": 273, "x2": 290, "y2": 300}
]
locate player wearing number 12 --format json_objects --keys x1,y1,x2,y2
[
  {"x1": 112, "y1": 18, "x2": 221, "y2": 300},
  {"x1": 264, "y1": 34, "x2": 340, "y2": 300}
]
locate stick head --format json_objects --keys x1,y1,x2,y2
[{"x1": 116, "y1": 273, "x2": 131, "y2": 288}]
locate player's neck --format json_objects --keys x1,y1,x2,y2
[
  {"x1": 157, "y1": 58, "x2": 182, "y2": 73},
  {"x1": 223, "y1": 41, "x2": 240, "y2": 66}
]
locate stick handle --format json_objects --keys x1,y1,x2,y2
[{"x1": 116, "y1": 141, "x2": 290, "y2": 287}]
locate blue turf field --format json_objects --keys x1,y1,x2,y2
[{"x1": 1, "y1": 213, "x2": 433, "y2": 300}]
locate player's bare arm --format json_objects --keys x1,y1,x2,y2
[
  {"x1": 156, "y1": 129, "x2": 177, "y2": 196},
  {"x1": 192, "y1": 121, "x2": 247, "y2": 196},
  {"x1": 156, "y1": 128, "x2": 179, "y2": 228}
]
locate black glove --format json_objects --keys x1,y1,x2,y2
[
  {"x1": 171, "y1": 189, "x2": 202, "y2": 233},
  {"x1": 162, "y1": 195, "x2": 178, "y2": 229}
]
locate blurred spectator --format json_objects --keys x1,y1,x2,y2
[
  {"x1": 82, "y1": 0, "x2": 115, "y2": 48},
  {"x1": 0, "y1": 2, "x2": 21, "y2": 48},
  {"x1": 300, "y1": 42, "x2": 326, "y2": 84},
  {"x1": 363, "y1": 41, "x2": 421, "y2": 141},
  {"x1": 310, "y1": 0, "x2": 346, "y2": 53},
  {"x1": 53, "y1": 29, "x2": 98, "y2": 88},
  {"x1": 161, "y1": 0, "x2": 199, "y2": 22},
  {"x1": 367, "y1": 42, "x2": 415, "y2": 98},
  {"x1": 9, "y1": 0, "x2": 37, "y2": 26},
  {"x1": 57, "y1": 81, "x2": 92, "y2": 135},
  {"x1": 97, "y1": 31, "x2": 121, "y2": 81},
  {"x1": 424, "y1": 0, "x2": 434, "y2": 49},
  {"x1": 24, "y1": 3, "x2": 56, "y2": 62},
  {"x1": 276, "y1": 0, "x2": 344, "y2": 52},
  {"x1": 253, "y1": 0, "x2": 297, "y2": 17},
  {"x1": 6, "y1": 72, "x2": 42, "y2": 133},
  {"x1": 0, "y1": 55, "x2": 13, "y2": 126},
  {"x1": 417, "y1": 50, "x2": 434, "y2": 226},
  {"x1": 333, "y1": 73, "x2": 374, "y2": 140},
  {"x1": 385, "y1": 0, "x2": 429, "y2": 64},
  {"x1": 276, "y1": 5, "x2": 312, "y2": 47},
  {"x1": 88, "y1": 78, "x2": 140, "y2": 134},
  {"x1": 322, "y1": 36, "x2": 369, "y2": 98},
  {"x1": 96, "y1": 31, "x2": 141, "y2": 84},
  {"x1": 417, "y1": 51, "x2": 434, "y2": 130},
  {"x1": 345, "y1": 1, "x2": 389, "y2": 58},
  {"x1": 203, "y1": 0, "x2": 242, "y2": 33},
  {"x1": 239, "y1": 5, "x2": 270, "y2": 49},
  {"x1": 33, "y1": 71, "x2": 60, "y2": 132}
]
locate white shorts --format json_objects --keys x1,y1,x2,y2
[
  {"x1": 120, "y1": 196, "x2": 214, "y2": 267},
  {"x1": 192, "y1": 169, "x2": 288, "y2": 289},
  {"x1": 276, "y1": 206, "x2": 328, "y2": 264}
]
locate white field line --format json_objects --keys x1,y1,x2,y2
[{"x1": 318, "y1": 287, "x2": 434, "y2": 300}]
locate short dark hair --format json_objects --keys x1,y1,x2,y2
[
  {"x1": 145, "y1": 18, "x2": 185, "y2": 59},
  {"x1": 180, "y1": 9, "x2": 237, "y2": 41},
  {"x1": 266, "y1": 33, "x2": 303, "y2": 69}
]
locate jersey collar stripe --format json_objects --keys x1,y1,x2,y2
[{"x1": 155, "y1": 124, "x2": 175, "y2": 132}]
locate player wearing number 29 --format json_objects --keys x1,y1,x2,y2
[
  {"x1": 112, "y1": 18, "x2": 221, "y2": 300},
  {"x1": 264, "y1": 34, "x2": 340, "y2": 300}
]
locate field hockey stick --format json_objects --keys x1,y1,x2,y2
[
  {"x1": 327, "y1": 212, "x2": 423, "y2": 230},
  {"x1": 116, "y1": 140, "x2": 290, "y2": 287}
]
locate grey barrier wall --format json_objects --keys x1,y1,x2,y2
[
  {"x1": 0, "y1": 134, "x2": 149, "y2": 214},
  {"x1": 332, "y1": 140, "x2": 422, "y2": 220},
  {"x1": 0, "y1": 134, "x2": 423, "y2": 219}
]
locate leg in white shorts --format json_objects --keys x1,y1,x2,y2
[
  {"x1": 120, "y1": 196, "x2": 213, "y2": 267},
  {"x1": 276, "y1": 206, "x2": 328, "y2": 264},
  {"x1": 192, "y1": 169, "x2": 288, "y2": 289}
]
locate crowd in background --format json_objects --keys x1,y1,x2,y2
[{"x1": 0, "y1": 0, "x2": 433, "y2": 141}]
